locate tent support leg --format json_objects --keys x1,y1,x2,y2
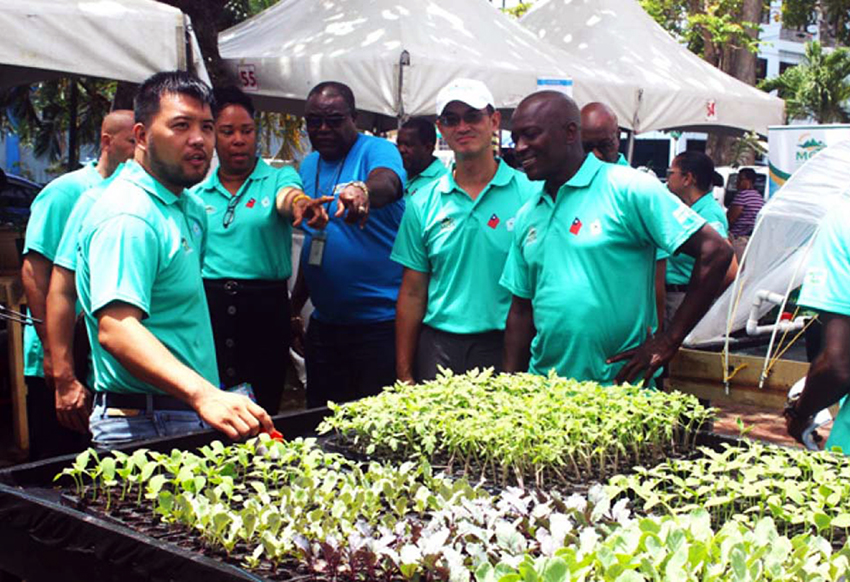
[{"x1": 626, "y1": 130, "x2": 635, "y2": 165}]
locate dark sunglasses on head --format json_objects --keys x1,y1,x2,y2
[
  {"x1": 439, "y1": 109, "x2": 488, "y2": 127},
  {"x1": 305, "y1": 115, "x2": 349, "y2": 130}
]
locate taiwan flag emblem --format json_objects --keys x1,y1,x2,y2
[
  {"x1": 246, "y1": 198, "x2": 256, "y2": 208},
  {"x1": 487, "y1": 214, "x2": 500, "y2": 229},
  {"x1": 570, "y1": 217, "x2": 583, "y2": 235}
]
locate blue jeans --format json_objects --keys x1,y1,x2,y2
[{"x1": 89, "y1": 396, "x2": 209, "y2": 448}]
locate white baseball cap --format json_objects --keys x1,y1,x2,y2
[{"x1": 436, "y1": 78, "x2": 495, "y2": 116}]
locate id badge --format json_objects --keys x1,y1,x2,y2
[{"x1": 308, "y1": 230, "x2": 328, "y2": 266}]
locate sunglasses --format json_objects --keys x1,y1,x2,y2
[
  {"x1": 305, "y1": 115, "x2": 349, "y2": 130},
  {"x1": 438, "y1": 109, "x2": 488, "y2": 127},
  {"x1": 223, "y1": 193, "x2": 242, "y2": 229}
]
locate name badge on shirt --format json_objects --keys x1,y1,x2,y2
[{"x1": 308, "y1": 230, "x2": 328, "y2": 266}]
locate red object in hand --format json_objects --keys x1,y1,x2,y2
[
  {"x1": 266, "y1": 428, "x2": 284, "y2": 441},
  {"x1": 780, "y1": 311, "x2": 793, "y2": 321}
]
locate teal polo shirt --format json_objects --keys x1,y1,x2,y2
[
  {"x1": 192, "y1": 159, "x2": 302, "y2": 280},
  {"x1": 405, "y1": 158, "x2": 448, "y2": 197},
  {"x1": 615, "y1": 153, "x2": 629, "y2": 166},
  {"x1": 391, "y1": 159, "x2": 535, "y2": 334},
  {"x1": 22, "y1": 161, "x2": 103, "y2": 377},
  {"x1": 76, "y1": 161, "x2": 219, "y2": 395},
  {"x1": 55, "y1": 163, "x2": 127, "y2": 272},
  {"x1": 798, "y1": 204, "x2": 850, "y2": 453},
  {"x1": 657, "y1": 193, "x2": 728, "y2": 286},
  {"x1": 500, "y1": 154, "x2": 706, "y2": 383}
]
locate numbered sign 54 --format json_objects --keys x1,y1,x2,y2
[{"x1": 238, "y1": 64, "x2": 259, "y2": 92}]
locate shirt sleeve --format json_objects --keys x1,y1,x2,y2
[
  {"x1": 23, "y1": 181, "x2": 79, "y2": 261},
  {"x1": 499, "y1": 223, "x2": 533, "y2": 299},
  {"x1": 88, "y1": 214, "x2": 160, "y2": 317},
  {"x1": 390, "y1": 201, "x2": 428, "y2": 272},
  {"x1": 275, "y1": 165, "x2": 304, "y2": 191},
  {"x1": 53, "y1": 204, "x2": 85, "y2": 271},
  {"x1": 799, "y1": 211, "x2": 850, "y2": 317},
  {"x1": 365, "y1": 137, "x2": 408, "y2": 186},
  {"x1": 621, "y1": 173, "x2": 706, "y2": 257}
]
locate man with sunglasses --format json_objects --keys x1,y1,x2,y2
[
  {"x1": 292, "y1": 81, "x2": 406, "y2": 408},
  {"x1": 501, "y1": 91, "x2": 732, "y2": 386},
  {"x1": 392, "y1": 79, "x2": 535, "y2": 382},
  {"x1": 580, "y1": 102, "x2": 628, "y2": 166}
]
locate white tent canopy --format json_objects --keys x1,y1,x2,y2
[
  {"x1": 520, "y1": 0, "x2": 785, "y2": 135},
  {"x1": 0, "y1": 0, "x2": 209, "y2": 89},
  {"x1": 218, "y1": 0, "x2": 630, "y2": 128},
  {"x1": 685, "y1": 140, "x2": 850, "y2": 347}
]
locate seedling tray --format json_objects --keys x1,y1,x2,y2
[
  {"x1": 0, "y1": 407, "x2": 327, "y2": 582},
  {"x1": 0, "y1": 407, "x2": 741, "y2": 582}
]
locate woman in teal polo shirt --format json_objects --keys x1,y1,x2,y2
[{"x1": 195, "y1": 87, "x2": 331, "y2": 414}]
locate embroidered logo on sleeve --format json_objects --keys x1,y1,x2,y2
[
  {"x1": 570, "y1": 217, "x2": 583, "y2": 235},
  {"x1": 673, "y1": 205, "x2": 697, "y2": 225},
  {"x1": 525, "y1": 227, "x2": 538, "y2": 246},
  {"x1": 804, "y1": 267, "x2": 827, "y2": 287}
]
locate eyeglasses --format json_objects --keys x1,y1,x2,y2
[
  {"x1": 223, "y1": 193, "x2": 242, "y2": 229},
  {"x1": 438, "y1": 109, "x2": 488, "y2": 127},
  {"x1": 305, "y1": 115, "x2": 349, "y2": 130}
]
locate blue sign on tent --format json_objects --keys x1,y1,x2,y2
[{"x1": 536, "y1": 78, "x2": 573, "y2": 97}]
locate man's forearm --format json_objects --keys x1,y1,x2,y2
[
  {"x1": 365, "y1": 167, "x2": 402, "y2": 208},
  {"x1": 503, "y1": 296, "x2": 535, "y2": 373},
  {"x1": 667, "y1": 233, "x2": 733, "y2": 343},
  {"x1": 45, "y1": 266, "x2": 79, "y2": 385},
  {"x1": 21, "y1": 253, "x2": 52, "y2": 346},
  {"x1": 395, "y1": 288, "x2": 427, "y2": 381},
  {"x1": 796, "y1": 315, "x2": 850, "y2": 419},
  {"x1": 98, "y1": 309, "x2": 215, "y2": 404}
]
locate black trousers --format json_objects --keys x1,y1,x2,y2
[
  {"x1": 415, "y1": 325, "x2": 504, "y2": 383},
  {"x1": 25, "y1": 376, "x2": 90, "y2": 461},
  {"x1": 204, "y1": 279, "x2": 291, "y2": 415},
  {"x1": 305, "y1": 317, "x2": 396, "y2": 409}
]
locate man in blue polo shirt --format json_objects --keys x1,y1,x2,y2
[
  {"x1": 501, "y1": 92, "x2": 732, "y2": 385},
  {"x1": 291, "y1": 81, "x2": 406, "y2": 408},
  {"x1": 21, "y1": 109, "x2": 134, "y2": 458},
  {"x1": 76, "y1": 71, "x2": 273, "y2": 445},
  {"x1": 392, "y1": 79, "x2": 535, "y2": 382}
]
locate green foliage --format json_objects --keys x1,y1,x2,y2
[
  {"x1": 502, "y1": 2, "x2": 534, "y2": 19},
  {"x1": 319, "y1": 370, "x2": 714, "y2": 489},
  {"x1": 607, "y1": 440, "x2": 850, "y2": 547},
  {"x1": 782, "y1": 0, "x2": 850, "y2": 46},
  {"x1": 759, "y1": 41, "x2": 850, "y2": 122}
]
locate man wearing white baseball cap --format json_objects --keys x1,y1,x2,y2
[{"x1": 391, "y1": 78, "x2": 537, "y2": 382}]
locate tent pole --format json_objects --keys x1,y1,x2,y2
[
  {"x1": 626, "y1": 130, "x2": 635, "y2": 165},
  {"x1": 397, "y1": 50, "x2": 410, "y2": 129}
]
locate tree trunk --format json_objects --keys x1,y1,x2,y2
[{"x1": 157, "y1": 0, "x2": 230, "y2": 86}]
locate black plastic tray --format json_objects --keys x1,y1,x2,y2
[
  {"x1": 0, "y1": 408, "x2": 743, "y2": 582},
  {"x1": 0, "y1": 407, "x2": 328, "y2": 582}
]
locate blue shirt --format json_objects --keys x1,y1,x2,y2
[{"x1": 299, "y1": 134, "x2": 407, "y2": 324}]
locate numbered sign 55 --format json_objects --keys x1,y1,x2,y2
[{"x1": 238, "y1": 64, "x2": 259, "y2": 92}]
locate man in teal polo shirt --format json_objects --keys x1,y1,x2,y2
[
  {"x1": 501, "y1": 92, "x2": 732, "y2": 385},
  {"x1": 21, "y1": 109, "x2": 134, "y2": 458},
  {"x1": 393, "y1": 79, "x2": 535, "y2": 382},
  {"x1": 656, "y1": 151, "x2": 737, "y2": 329},
  {"x1": 580, "y1": 102, "x2": 628, "y2": 166},
  {"x1": 76, "y1": 71, "x2": 272, "y2": 446},
  {"x1": 397, "y1": 117, "x2": 447, "y2": 197},
  {"x1": 785, "y1": 202, "x2": 850, "y2": 452}
]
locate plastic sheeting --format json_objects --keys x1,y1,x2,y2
[
  {"x1": 520, "y1": 0, "x2": 785, "y2": 135},
  {"x1": 0, "y1": 0, "x2": 209, "y2": 88},
  {"x1": 685, "y1": 140, "x2": 850, "y2": 347},
  {"x1": 218, "y1": 0, "x2": 631, "y2": 128}
]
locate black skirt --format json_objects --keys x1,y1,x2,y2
[{"x1": 203, "y1": 278, "x2": 291, "y2": 414}]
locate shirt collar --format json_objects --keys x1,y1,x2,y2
[
  {"x1": 198, "y1": 157, "x2": 274, "y2": 195},
  {"x1": 532, "y1": 153, "x2": 604, "y2": 207},
  {"x1": 692, "y1": 192, "x2": 714, "y2": 212},
  {"x1": 437, "y1": 158, "x2": 513, "y2": 196},
  {"x1": 418, "y1": 158, "x2": 445, "y2": 179},
  {"x1": 122, "y1": 160, "x2": 180, "y2": 205}
]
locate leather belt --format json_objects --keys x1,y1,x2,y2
[{"x1": 95, "y1": 392, "x2": 194, "y2": 412}]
